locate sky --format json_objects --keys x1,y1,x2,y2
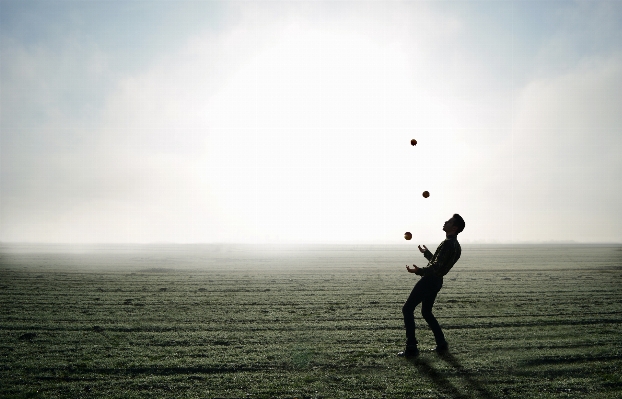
[{"x1": 1, "y1": 1, "x2": 621, "y2": 244}]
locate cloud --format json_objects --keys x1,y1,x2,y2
[
  {"x1": 0, "y1": 14, "x2": 250, "y2": 242},
  {"x1": 1, "y1": 1, "x2": 620, "y2": 243},
  {"x1": 510, "y1": 55, "x2": 622, "y2": 241},
  {"x1": 3, "y1": 2, "x2": 470, "y2": 243}
]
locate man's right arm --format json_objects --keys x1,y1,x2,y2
[
  {"x1": 418, "y1": 244, "x2": 433, "y2": 261},
  {"x1": 417, "y1": 242, "x2": 454, "y2": 277}
]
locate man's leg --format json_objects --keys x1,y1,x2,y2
[
  {"x1": 421, "y1": 279, "x2": 447, "y2": 348},
  {"x1": 399, "y1": 286, "x2": 422, "y2": 357},
  {"x1": 401, "y1": 277, "x2": 433, "y2": 348}
]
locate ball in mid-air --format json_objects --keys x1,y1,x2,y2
[
  {"x1": 422, "y1": 191, "x2": 430, "y2": 198},
  {"x1": 410, "y1": 139, "x2": 417, "y2": 146},
  {"x1": 404, "y1": 232, "x2": 412, "y2": 240}
]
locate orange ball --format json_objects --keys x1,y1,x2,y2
[
  {"x1": 410, "y1": 139, "x2": 417, "y2": 146},
  {"x1": 422, "y1": 191, "x2": 430, "y2": 198},
  {"x1": 404, "y1": 232, "x2": 412, "y2": 240}
]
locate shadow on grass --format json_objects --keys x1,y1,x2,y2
[
  {"x1": 409, "y1": 352, "x2": 494, "y2": 399},
  {"x1": 409, "y1": 357, "x2": 467, "y2": 398}
]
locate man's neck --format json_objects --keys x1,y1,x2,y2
[{"x1": 445, "y1": 233, "x2": 457, "y2": 239}]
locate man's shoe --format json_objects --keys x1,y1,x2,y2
[
  {"x1": 434, "y1": 342, "x2": 449, "y2": 354},
  {"x1": 397, "y1": 346, "x2": 419, "y2": 358}
]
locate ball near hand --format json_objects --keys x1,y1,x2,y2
[
  {"x1": 404, "y1": 232, "x2": 412, "y2": 240},
  {"x1": 422, "y1": 191, "x2": 430, "y2": 198},
  {"x1": 410, "y1": 139, "x2": 417, "y2": 146}
]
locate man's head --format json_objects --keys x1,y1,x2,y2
[{"x1": 443, "y1": 214, "x2": 465, "y2": 236}]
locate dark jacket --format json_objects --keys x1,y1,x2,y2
[{"x1": 419, "y1": 235, "x2": 461, "y2": 278}]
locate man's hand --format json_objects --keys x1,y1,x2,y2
[
  {"x1": 406, "y1": 264, "x2": 422, "y2": 275},
  {"x1": 418, "y1": 245, "x2": 428, "y2": 254}
]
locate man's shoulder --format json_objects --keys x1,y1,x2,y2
[
  {"x1": 446, "y1": 236, "x2": 461, "y2": 249},
  {"x1": 453, "y1": 239, "x2": 462, "y2": 253}
]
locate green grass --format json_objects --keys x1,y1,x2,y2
[{"x1": 1, "y1": 244, "x2": 621, "y2": 398}]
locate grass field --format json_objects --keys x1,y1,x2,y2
[{"x1": 1, "y1": 244, "x2": 621, "y2": 398}]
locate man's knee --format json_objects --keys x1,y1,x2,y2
[
  {"x1": 421, "y1": 307, "x2": 434, "y2": 320},
  {"x1": 402, "y1": 303, "x2": 414, "y2": 316}
]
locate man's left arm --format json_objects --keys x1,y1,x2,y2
[{"x1": 416, "y1": 243, "x2": 454, "y2": 277}]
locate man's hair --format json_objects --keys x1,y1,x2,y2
[{"x1": 452, "y1": 214, "x2": 465, "y2": 234}]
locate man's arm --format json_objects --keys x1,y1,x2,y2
[
  {"x1": 406, "y1": 265, "x2": 424, "y2": 275},
  {"x1": 418, "y1": 244, "x2": 433, "y2": 261},
  {"x1": 417, "y1": 242, "x2": 455, "y2": 277}
]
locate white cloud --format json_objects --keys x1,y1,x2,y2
[
  {"x1": 1, "y1": 1, "x2": 620, "y2": 243},
  {"x1": 509, "y1": 56, "x2": 621, "y2": 242},
  {"x1": 4, "y1": 2, "x2": 471, "y2": 243}
]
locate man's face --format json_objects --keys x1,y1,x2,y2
[{"x1": 443, "y1": 217, "x2": 457, "y2": 234}]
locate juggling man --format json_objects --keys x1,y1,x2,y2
[{"x1": 398, "y1": 214, "x2": 465, "y2": 357}]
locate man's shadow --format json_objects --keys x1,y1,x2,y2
[{"x1": 408, "y1": 352, "x2": 495, "y2": 399}]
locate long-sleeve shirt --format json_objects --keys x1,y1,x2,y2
[{"x1": 418, "y1": 235, "x2": 461, "y2": 278}]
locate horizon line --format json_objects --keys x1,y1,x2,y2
[{"x1": 1, "y1": 241, "x2": 621, "y2": 245}]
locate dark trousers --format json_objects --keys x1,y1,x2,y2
[{"x1": 402, "y1": 275, "x2": 446, "y2": 347}]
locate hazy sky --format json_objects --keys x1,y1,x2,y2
[{"x1": 1, "y1": 1, "x2": 621, "y2": 244}]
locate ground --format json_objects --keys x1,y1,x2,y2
[{"x1": 1, "y1": 244, "x2": 621, "y2": 398}]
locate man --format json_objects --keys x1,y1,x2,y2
[{"x1": 398, "y1": 214, "x2": 465, "y2": 357}]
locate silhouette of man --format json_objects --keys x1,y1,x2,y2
[{"x1": 398, "y1": 214, "x2": 465, "y2": 357}]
